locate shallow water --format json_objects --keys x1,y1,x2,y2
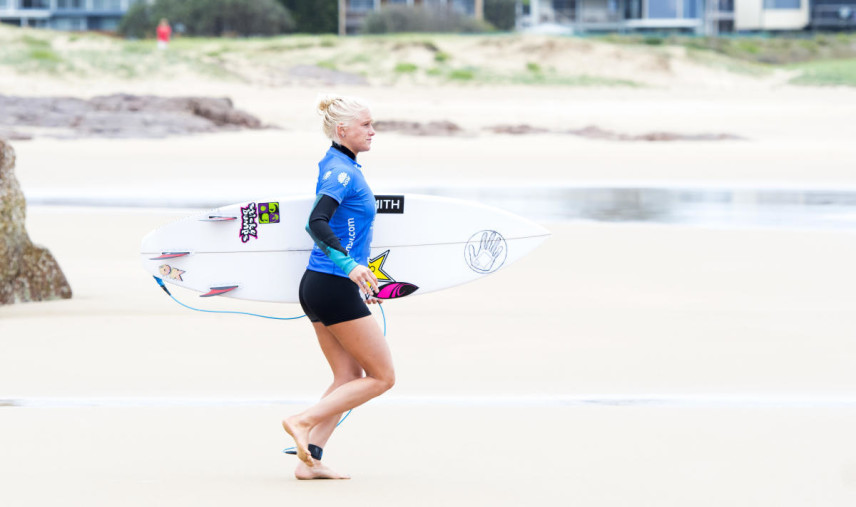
[
  {"x1": 25, "y1": 185, "x2": 856, "y2": 231},
  {"x1": 427, "y1": 186, "x2": 856, "y2": 231}
]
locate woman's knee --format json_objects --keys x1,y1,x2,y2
[{"x1": 376, "y1": 369, "x2": 395, "y2": 393}]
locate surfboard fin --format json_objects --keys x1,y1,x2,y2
[
  {"x1": 200, "y1": 216, "x2": 237, "y2": 222},
  {"x1": 150, "y1": 252, "x2": 190, "y2": 260},
  {"x1": 200, "y1": 285, "x2": 239, "y2": 297}
]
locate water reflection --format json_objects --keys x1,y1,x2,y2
[
  {"x1": 409, "y1": 186, "x2": 856, "y2": 230},
  {"x1": 26, "y1": 186, "x2": 856, "y2": 230}
]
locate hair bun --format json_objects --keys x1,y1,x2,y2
[
  {"x1": 316, "y1": 94, "x2": 370, "y2": 142},
  {"x1": 316, "y1": 94, "x2": 339, "y2": 115}
]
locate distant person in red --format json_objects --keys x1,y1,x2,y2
[{"x1": 156, "y1": 19, "x2": 171, "y2": 50}]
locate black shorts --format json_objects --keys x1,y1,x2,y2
[{"x1": 298, "y1": 269, "x2": 371, "y2": 326}]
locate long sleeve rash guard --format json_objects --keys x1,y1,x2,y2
[
  {"x1": 304, "y1": 143, "x2": 376, "y2": 278},
  {"x1": 305, "y1": 194, "x2": 358, "y2": 276}
]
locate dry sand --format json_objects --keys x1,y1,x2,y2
[{"x1": 3, "y1": 34, "x2": 856, "y2": 506}]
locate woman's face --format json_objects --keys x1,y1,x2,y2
[{"x1": 338, "y1": 109, "x2": 375, "y2": 154}]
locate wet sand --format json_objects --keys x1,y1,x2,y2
[{"x1": 2, "y1": 208, "x2": 856, "y2": 505}]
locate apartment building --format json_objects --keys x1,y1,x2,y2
[
  {"x1": 0, "y1": 0, "x2": 143, "y2": 31},
  {"x1": 521, "y1": 0, "x2": 811, "y2": 34}
]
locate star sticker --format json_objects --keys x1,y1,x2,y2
[{"x1": 368, "y1": 250, "x2": 394, "y2": 282}]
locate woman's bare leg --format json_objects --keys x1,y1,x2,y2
[
  {"x1": 282, "y1": 315, "x2": 394, "y2": 468},
  {"x1": 292, "y1": 322, "x2": 363, "y2": 479}
]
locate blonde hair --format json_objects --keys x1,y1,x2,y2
[{"x1": 317, "y1": 94, "x2": 370, "y2": 142}]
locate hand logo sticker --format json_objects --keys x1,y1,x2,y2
[{"x1": 464, "y1": 230, "x2": 507, "y2": 274}]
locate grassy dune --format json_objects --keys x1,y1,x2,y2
[{"x1": 1, "y1": 24, "x2": 854, "y2": 88}]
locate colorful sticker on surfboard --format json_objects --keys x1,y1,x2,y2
[
  {"x1": 159, "y1": 264, "x2": 185, "y2": 281},
  {"x1": 240, "y1": 203, "x2": 258, "y2": 243},
  {"x1": 368, "y1": 250, "x2": 418, "y2": 299},
  {"x1": 464, "y1": 230, "x2": 507, "y2": 274},
  {"x1": 258, "y1": 202, "x2": 280, "y2": 224}
]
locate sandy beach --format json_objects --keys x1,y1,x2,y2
[{"x1": 3, "y1": 30, "x2": 856, "y2": 506}]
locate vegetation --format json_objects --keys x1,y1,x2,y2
[
  {"x1": 484, "y1": 0, "x2": 516, "y2": 32},
  {"x1": 362, "y1": 5, "x2": 493, "y2": 34},
  {"x1": 597, "y1": 33, "x2": 856, "y2": 65},
  {"x1": 788, "y1": 59, "x2": 856, "y2": 86},
  {"x1": 278, "y1": 0, "x2": 337, "y2": 34},
  {"x1": 118, "y1": 0, "x2": 295, "y2": 38},
  {"x1": 1, "y1": 24, "x2": 854, "y2": 87}
]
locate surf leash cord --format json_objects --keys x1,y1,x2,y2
[
  {"x1": 151, "y1": 276, "x2": 388, "y2": 455},
  {"x1": 153, "y1": 276, "x2": 306, "y2": 320}
]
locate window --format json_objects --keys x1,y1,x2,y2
[
  {"x1": 452, "y1": 0, "x2": 474, "y2": 15},
  {"x1": 56, "y1": 0, "x2": 80, "y2": 8},
  {"x1": 92, "y1": 0, "x2": 121, "y2": 9},
  {"x1": 648, "y1": 0, "x2": 678, "y2": 18},
  {"x1": 764, "y1": 0, "x2": 800, "y2": 8},
  {"x1": 21, "y1": 0, "x2": 50, "y2": 8},
  {"x1": 349, "y1": 0, "x2": 375, "y2": 12},
  {"x1": 647, "y1": 0, "x2": 700, "y2": 18}
]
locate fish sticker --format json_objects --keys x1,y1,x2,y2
[{"x1": 159, "y1": 264, "x2": 185, "y2": 281}]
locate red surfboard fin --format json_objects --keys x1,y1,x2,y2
[
  {"x1": 200, "y1": 285, "x2": 239, "y2": 297},
  {"x1": 150, "y1": 252, "x2": 190, "y2": 260}
]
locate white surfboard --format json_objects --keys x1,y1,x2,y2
[{"x1": 140, "y1": 194, "x2": 549, "y2": 303}]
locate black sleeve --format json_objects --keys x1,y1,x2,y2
[{"x1": 306, "y1": 194, "x2": 348, "y2": 256}]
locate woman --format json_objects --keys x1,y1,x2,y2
[{"x1": 282, "y1": 95, "x2": 394, "y2": 480}]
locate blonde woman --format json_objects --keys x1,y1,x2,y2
[{"x1": 282, "y1": 95, "x2": 393, "y2": 480}]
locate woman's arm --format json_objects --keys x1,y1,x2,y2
[
  {"x1": 305, "y1": 195, "x2": 380, "y2": 300},
  {"x1": 305, "y1": 194, "x2": 358, "y2": 275}
]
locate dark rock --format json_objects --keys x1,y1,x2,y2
[
  {"x1": 374, "y1": 120, "x2": 463, "y2": 136},
  {"x1": 486, "y1": 124, "x2": 550, "y2": 135},
  {"x1": 0, "y1": 94, "x2": 269, "y2": 140},
  {"x1": 568, "y1": 125, "x2": 744, "y2": 142},
  {"x1": 0, "y1": 138, "x2": 72, "y2": 305}
]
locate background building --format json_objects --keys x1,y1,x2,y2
[
  {"x1": 0, "y1": 0, "x2": 143, "y2": 31},
  {"x1": 517, "y1": 0, "x2": 810, "y2": 34}
]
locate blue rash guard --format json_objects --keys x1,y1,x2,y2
[{"x1": 305, "y1": 144, "x2": 376, "y2": 278}]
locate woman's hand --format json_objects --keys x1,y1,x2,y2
[{"x1": 348, "y1": 264, "x2": 379, "y2": 299}]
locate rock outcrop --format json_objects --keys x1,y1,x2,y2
[
  {"x1": 0, "y1": 139, "x2": 72, "y2": 305},
  {"x1": 0, "y1": 94, "x2": 268, "y2": 139}
]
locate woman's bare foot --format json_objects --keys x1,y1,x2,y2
[
  {"x1": 294, "y1": 461, "x2": 351, "y2": 480},
  {"x1": 281, "y1": 417, "x2": 314, "y2": 467}
]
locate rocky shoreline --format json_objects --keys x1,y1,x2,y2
[{"x1": 0, "y1": 94, "x2": 269, "y2": 140}]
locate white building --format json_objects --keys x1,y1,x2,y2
[
  {"x1": 0, "y1": 0, "x2": 143, "y2": 31},
  {"x1": 519, "y1": 0, "x2": 811, "y2": 34}
]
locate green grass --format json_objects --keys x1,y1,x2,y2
[
  {"x1": 596, "y1": 33, "x2": 856, "y2": 65},
  {"x1": 434, "y1": 51, "x2": 450, "y2": 63},
  {"x1": 789, "y1": 59, "x2": 856, "y2": 87},
  {"x1": 394, "y1": 62, "x2": 418, "y2": 73},
  {"x1": 2, "y1": 26, "x2": 853, "y2": 88},
  {"x1": 448, "y1": 68, "x2": 475, "y2": 81}
]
